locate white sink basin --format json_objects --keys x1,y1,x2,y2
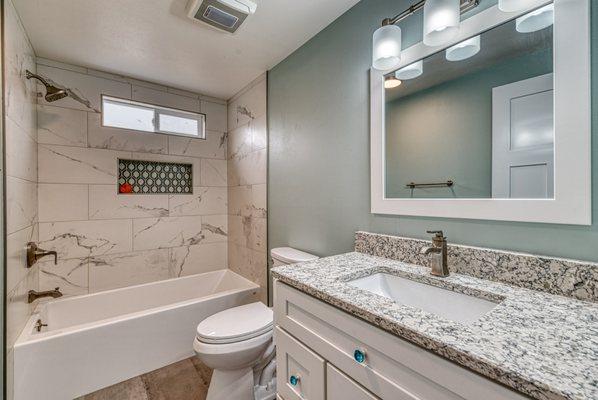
[{"x1": 348, "y1": 273, "x2": 499, "y2": 325}]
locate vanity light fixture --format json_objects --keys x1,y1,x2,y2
[
  {"x1": 373, "y1": 24, "x2": 403, "y2": 70},
  {"x1": 395, "y1": 60, "x2": 424, "y2": 80},
  {"x1": 384, "y1": 75, "x2": 402, "y2": 89},
  {"x1": 372, "y1": 0, "x2": 479, "y2": 70},
  {"x1": 515, "y1": 4, "x2": 554, "y2": 33},
  {"x1": 498, "y1": 0, "x2": 537, "y2": 13},
  {"x1": 445, "y1": 35, "x2": 481, "y2": 61},
  {"x1": 423, "y1": 0, "x2": 461, "y2": 46}
]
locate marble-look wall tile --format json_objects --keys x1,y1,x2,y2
[
  {"x1": 6, "y1": 176, "x2": 37, "y2": 234},
  {"x1": 89, "y1": 185, "x2": 169, "y2": 219},
  {"x1": 38, "y1": 145, "x2": 129, "y2": 184},
  {"x1": 227, "y1": 75, "x2": 267, "y2": 132},
  {"x1": 32, "y1": 59, "x2": 230, "y2": 298},
  {"x1": 39, "y1": 258, "x2": 89, "y2": 296},
  {"x1": 228, "y1": 215, "x2": 265, "y2": 252},
  {"x1": 37, "y1": 104, "x2": 87, "y2": 147},
  {"x1": 201, "y1": 215, "x2": 228, "y2": 243},
  {"x1": 168, "y1": 131, "x2": 226, "y2": 159},
  {"x1": 6, "y1": 118, "x2": 37, "y2": 182},
  {"x1": 132, "y1": 85, "x2": 200, "y2": 113},
  {"x1": 39, "y1": 219, "x2": 132, "y2": 259},
  {"x1": 227, "y1": 74, "x2": 268, "y2": 302},
  {"x1": 227, "y1": 123, "x2": 252, "y2": 161},
  {"x1": 38, "y1": 184, "x2": 88, "y2": 222},
  {"x1": 6, "y1": 266, "x2": 38, "y2": 347},
  {"x1": 228, "y1": 184, "x2": 266, "y2": 218},
  {"x1": 169, "y1": 186, "x2": 227, "y2": 216},
  {"x1": 5, "y1": 2, "x2": 39, "y2": 392},
  {"x1": 87, "y1": 112, "x2": 168, "y2": 154},
  {"x1": 36, "y1": 64, "x2": 131, "y2": 112},
  {"x1": 169, "y1": 243, "x2": 227, "y2": 278},
  {"x1": 201, "y1": 101, "x2": 227, "y2": 133},
  {"x1": 7, "y1": 225, "x2": 36, "y2": 293},
  {"x1": 4, "y1": 1, "x2": 37, "y2": 135},
  {"x1": 88, "y1": 69, "x2": 168, "y2": 92},
  {"x1": 251, "y1": 114, "x2": 267, "y2": 151},
  {"x1": 228, "y1": 149, "x2": 266, "y2": 186},
  {"x1": 133, "y1": 216, "x2": 204, "y2": 251},
  {"x1": 229, "y1": 244, "x2": 267, "y2": 303},
  {"x1": 201, "y1": 159, "x2": 227, "y2": 187},
  {"x1": 89, "y1": 250, "x2": 170, "y2": 292}
]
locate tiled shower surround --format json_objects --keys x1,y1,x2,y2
[
  {"x1": 5, "y1": 0, "x2": 39, "y2": 388},
  {"x1": 227, "y1": 74, "x2": 268, "y2": 303},
  {"x1": 35, "y1": 58, "x2": 230, "y2": 295}
]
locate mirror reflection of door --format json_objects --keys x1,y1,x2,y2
[{"x1": 492, "y1": 73, "x2": 554, "y2": 199}]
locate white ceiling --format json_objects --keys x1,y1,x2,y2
[{"x1": 14, "y1": 0, "x2": 360, "y2": 99}]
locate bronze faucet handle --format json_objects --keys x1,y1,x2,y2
[
  {"x1": 426, "y1": 230, "x2": 445, "y2": 238},
  {"x1": 26, "y1": 242, "x2": 58, "y2": 268}
]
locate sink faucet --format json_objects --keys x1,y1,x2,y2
[
  {"x1": 28, "y1": 287, "x2": 63, "y2": 303},
  {"x1": 420, "y1": 230, "x2": 449, "y2": 277}
]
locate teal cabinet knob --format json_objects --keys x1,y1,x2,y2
[
  {"x1": 354, "y1": 349, "x2": 366, "y2": 363},
  {"x1": 289, "y1": 375, "x2": 300, "y2": 386}
]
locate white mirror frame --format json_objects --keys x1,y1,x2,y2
[{"x1": 370, "y1": 0, "x2": 590, "y2": 225}]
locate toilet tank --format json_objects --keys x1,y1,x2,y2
[{"x1": 270, "y1": 247, "x2": 318, "y2": 267}]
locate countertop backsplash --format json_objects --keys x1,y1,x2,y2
[{"x1": 355, "y1": 231, "x2": 598, "y2": 302}]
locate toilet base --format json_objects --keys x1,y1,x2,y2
[{"x1": 207, "y1": 367, "x2": 254, "y2": 400}]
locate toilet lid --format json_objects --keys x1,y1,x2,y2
[{"x1": 196, "y1": 302, "x2": 273, "y2": 344}]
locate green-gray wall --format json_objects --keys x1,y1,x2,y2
[
  {"x1": 386, "y1": 48, "x2": 552, "y2": 198},
  {"x1": 268, "y1": 0, "x2": 597, "y2": 262}
]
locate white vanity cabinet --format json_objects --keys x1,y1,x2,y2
[{"x1": 274, "y1": 280, "x2": 528, "y2": 400}]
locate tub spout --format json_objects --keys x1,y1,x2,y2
[{"x1": 28, "y1": 287, "x2": 63, "y2": 303}]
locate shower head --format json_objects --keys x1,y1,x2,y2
[{"x1": 25, "y1": 70, "x2": 68, "y2": 102}]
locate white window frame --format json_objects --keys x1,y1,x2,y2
[
  {"x1": 370, "y1": 0, "x2": 591, "y2": 225},
  {"x1": 101, "y1": 95, "x2": 206, "y2": 139}
]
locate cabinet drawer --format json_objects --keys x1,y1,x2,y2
[
  {"x1": 275, "y1": 327, "x2": 325, "y2": 400},
  {"x1": 327, "y1": 364, "x2": 380, "y2": 400},
  {"x1": 274, "y1": 281, "x2": 527, "y2": 400}
]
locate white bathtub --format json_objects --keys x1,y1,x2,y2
[{"x1": 13, "y1": 269, "x2": 260, "y2": 400}]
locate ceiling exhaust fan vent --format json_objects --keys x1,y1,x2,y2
[{"x1": 186, "y1": 0, "x2": 257, "y2": 33}]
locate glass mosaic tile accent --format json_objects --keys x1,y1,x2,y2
[{"x1": 118, "y1": 159, "x2": 192, "y2": 194}]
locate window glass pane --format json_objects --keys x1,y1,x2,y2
[
  {"x1": 103, "y1": 100, "x2": 154, "y2": 132},
  {"x1": 159, "y1": 113, "x2": 199, "y2": 136}
]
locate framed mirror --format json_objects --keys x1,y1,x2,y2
[{"x1": 370, "y1": 0, "x2": 590, "y2": 224}]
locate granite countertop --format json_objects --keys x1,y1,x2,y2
[{"x1": 272, "y1": 252, "x2": 598, "y2": 400}]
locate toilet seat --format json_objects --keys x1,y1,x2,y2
[{"x1": 196, "y1": 302, "x2": 273, "y2": 344}]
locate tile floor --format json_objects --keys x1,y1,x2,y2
[{"x1": 77, "y1": 357, "x2": 212, "y2": 400}]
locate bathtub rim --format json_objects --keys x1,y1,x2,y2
[{"x1": 15, "y1": 269, "x2": 260, "y2": 345}]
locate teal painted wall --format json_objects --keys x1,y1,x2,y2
[
  {"x1": 268, "y1": 0, "x2": 597, "y2": 262},
  {"x1": 386, "y1": 48, "x2": 552, "y2": 198}
]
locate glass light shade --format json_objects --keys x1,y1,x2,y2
[
  {"x1": 395, "y1": 60, "x2": 424, "y2": 80},
  {"x1": 423, "y1": 0, "x2": 460, "y2": 46},
  {"x1": 372, "y1": 25, "x2": 402, "y2": 70},
  {"x1": 384, "y1": 75, "x2": 402, "y2": 89},
  {"x1": 498, "y1": 0, "x2": 537, "y2": 13},
  {"x1": 516, "y1": 4, "x2": 554, "y2": 33},
  {"x1": 445, "y1": 35, "x2": 481, "y2": 61}
]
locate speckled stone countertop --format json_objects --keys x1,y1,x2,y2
[{"x1": 272, "y1": 252, "x2": 598, "y2": 400}]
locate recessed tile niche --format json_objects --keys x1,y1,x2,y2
[{"x1": 118, "y1": 159, "x2": 193, "y2": 194}]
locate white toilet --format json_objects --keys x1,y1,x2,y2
[{"x1": 194, "y1": 247, "x2": 318, "y2": 400}]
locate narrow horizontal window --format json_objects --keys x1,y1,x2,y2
[{"x1": 102, "y1": 95, "x2": 206, "y2": 139}]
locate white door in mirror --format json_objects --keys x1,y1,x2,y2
[{"x1": 492, "y1": 73, "x2": 554, "y2": 199}]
